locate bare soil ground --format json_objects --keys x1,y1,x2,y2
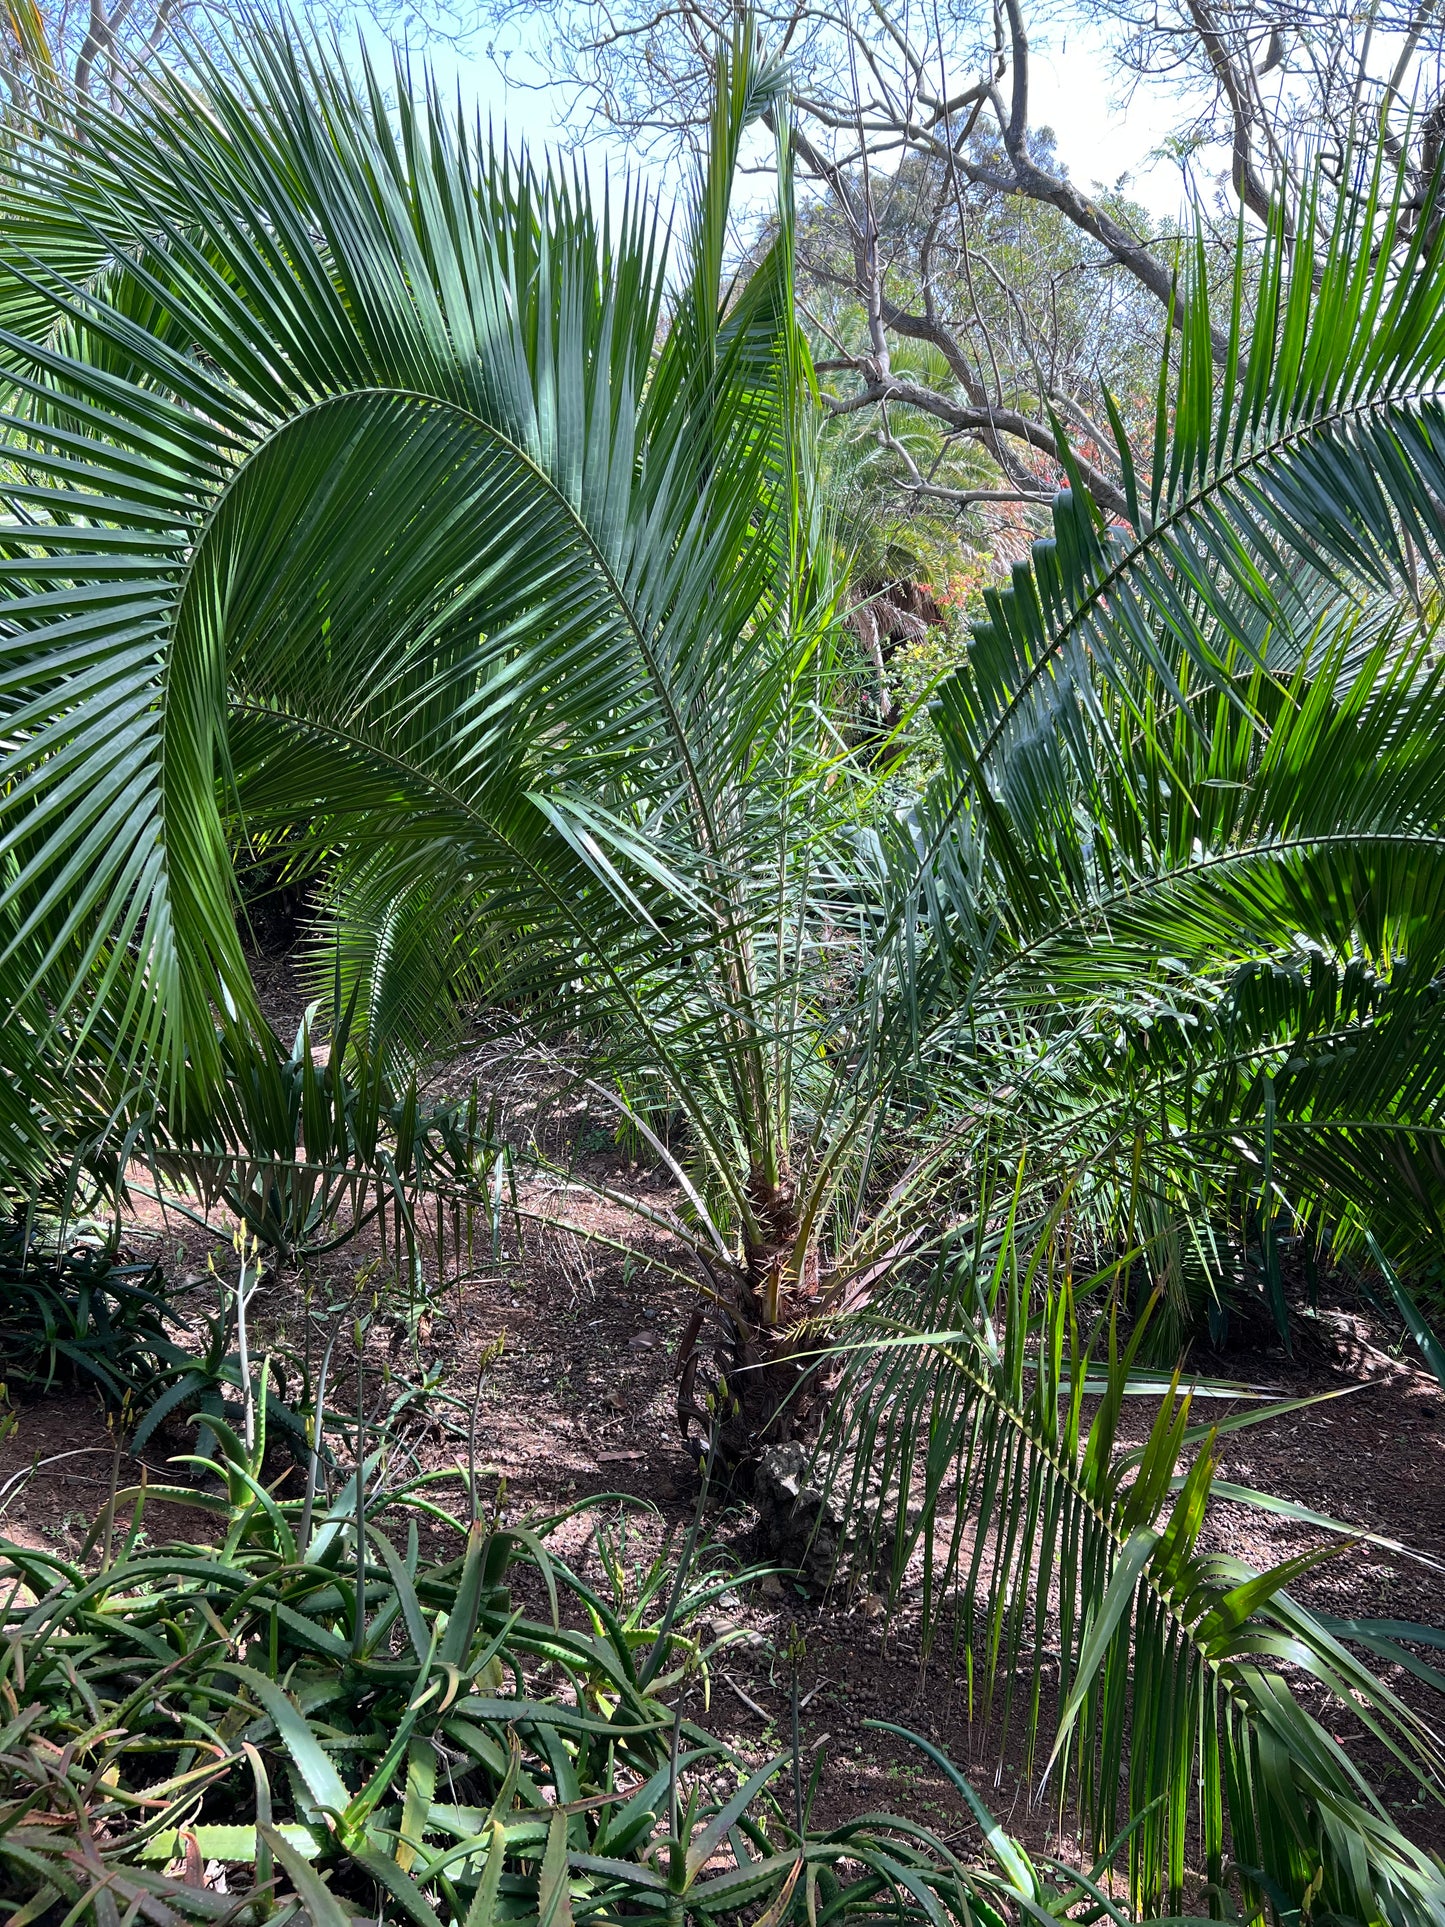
[
  {"x1": 3, "y1": 976, "x2": 1443, "y2": 1874},
  {"x1": 5, "y1": 1170, "x2": 1443, "y2": 1871}
]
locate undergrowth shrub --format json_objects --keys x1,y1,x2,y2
[{"x1": 0, "y1": 1386, "x2": 1150, "y2": 1926}]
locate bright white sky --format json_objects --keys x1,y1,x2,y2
[
  {"x1": 355, "y1": 12, "x2": 1204, "y2": 225},
  {"x1": 1028, "y1": 38, "x2": 1199, "y2": 218}
]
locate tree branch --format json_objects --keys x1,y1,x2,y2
[{"x1": 824, "y1": 374, "x2": 1129, "y2": 519}]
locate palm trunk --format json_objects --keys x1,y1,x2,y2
[{"x1": 676, "y1": 1167, "x2": 834, "y2": 1476}]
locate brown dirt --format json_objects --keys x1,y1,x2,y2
[{"x1": 4, "y1": 994, "x2": 1443, "y2": 1877}]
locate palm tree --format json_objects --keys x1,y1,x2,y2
[
  {"x1": 5, "y1": 21, "x2": 1445, "y2": 1922},
  {"x1": 5, "y1": 21, "x2": 1445, "y2": 1403},
  {"x1": 0, "y1": 17, "x2": 905, "y2": 1448}
]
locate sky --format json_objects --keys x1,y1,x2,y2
[
  {"x1": 354, "y1": 10, "x2": 1202, "y2": 226},
  {"x1": 1027, "y1": 36, "x2": 1196, "y2": 218}
]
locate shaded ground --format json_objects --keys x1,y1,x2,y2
[{"x1": 5, "y1": 1167, "x2": 1443, "y2": 1876}]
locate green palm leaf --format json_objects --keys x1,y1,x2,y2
[
  {"x1": 889, "y1": 149, "x2": 1445, "y2": 1323},
  {"x1": 825, "y1": 1233, "x2": 1445, "y2": 1922},
  {"x1": 0, "y1": 16, "x2": 828, "y2": 1201}
]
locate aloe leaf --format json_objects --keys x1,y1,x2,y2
[
  {"x1": 537, "y1": 1810, "x2": 574, "y2": 1927},
  {"x1": 260, "y1": 1825, "x2": 351, "y2": 1927},
  {"x1": 130, "y1": 1372, "x2": 206, "y2": 1453},
  {"x1": 462, "y1": 1821, "x2": 507, "y2": 1927},
  {"x1": 350, "y1": 1842, "x2": 445, "y2": 1927},
  {"x1": 372, "y1": 1525, "x2": 430, "y2": 1663},
  {"x1": 225, "y1": 1662, "x2": 350, "y2": 1820},
  {"x1": 396, "y1": 1736, "x2": 438, "y2": 1874},
  {"x1": 684, "y1": 1752, "x2": 787, "y2": 1882},
  {"x1": 862, "y1": 1722, "x2": 1038, "y2": 1900},
  {"x1": 341, "y1": 1707, "x2": 418, "y2": 1838},
  {"x1": 139, "y1": 1824, "x2": 319, "y2": 1864},
  {"x1": 439, "y1": 1522, "x2": 488, "y2": 1669},
  {"x1": 684, "y1": 1853, "x2": 805, "y2": 1906}
]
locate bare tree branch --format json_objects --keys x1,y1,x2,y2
[{"x1": 823, "y1": 371, "x2": 1130, "y2": 518}]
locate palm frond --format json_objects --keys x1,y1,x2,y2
[
  {"x1": 0, "y1": 15, "x2": 824, "y2": 1169},
  {"x1": 867, "y1": 150, "x2": 1445, "y2": 1322},
  {"x1": 823, "y1": 1228, "x2": 1445, "y2": 1922},
  {"x1": 932, "y1": 155, "x2": 1445, "y2": 898}
]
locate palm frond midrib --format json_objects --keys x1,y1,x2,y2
[
  {"x1": 934, "y1": 829, "x2": 1445, "y2": 1027},
  {"x1": 971, "y1": 380, "x2": 1445, "y2": 771},
  {"x1": 938, "y1": 1021, "x2": 1445, "y2": 1164}
]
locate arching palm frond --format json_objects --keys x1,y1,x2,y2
[
  {"x1": 893, "y1": 149, "x2": 1445, "y2": 1314},
  {"x1": 943, "y1": 155, "x2": 1445, "y2": 833},
  {"x1": 824, "y1": 1228, "x2": 1445, "y2": 1925},
  {"x1": 812, "y1": 148, "x2": 1445, "y2": 1927},
  {"x1": 0, "y1": 18, "x2": 832, "y2": 1232}
]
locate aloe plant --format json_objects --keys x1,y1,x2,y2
[
  {"x1": 0, "y1": 1223, "x2": 170, "y2": 1401},
  {"x1": 0, "y1": 1388, "x2": 1160, "y2": 1926}
]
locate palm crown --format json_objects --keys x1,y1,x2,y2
[{"x1": 5, "y1": 26, "x2": 1445, "y2": 1922}]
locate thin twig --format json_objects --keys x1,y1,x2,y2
[{"x1": 721, "y1": 1673, "x2": 774, "y2": 1721}]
